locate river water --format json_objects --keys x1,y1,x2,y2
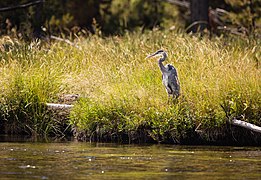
[{"x1": 0, "y1": 139, "x2": 260, "y2": 179}]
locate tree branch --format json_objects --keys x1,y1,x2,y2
[
  {"x1": 0, "y1": 0, "x2": 44, "y2": 12},
  {"x1": 163, "y1": 0, "x2": 190, "y2": 8}
]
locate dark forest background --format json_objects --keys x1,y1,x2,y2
[{"x1": 0, "y1": 0, "x2": 260, "y2": 39}]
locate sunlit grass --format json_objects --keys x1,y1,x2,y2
[{"x1": 0, "y1": 30, "x2": 260, "y2": 142}]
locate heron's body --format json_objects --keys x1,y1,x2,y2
[
  {"x1": 146, "y1": 50, "x2": 180, "y2": 99},
  {"x1": 161, "y1": 64, "x2": 180, "y2": 98}
]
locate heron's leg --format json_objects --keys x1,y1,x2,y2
[
  {"x1": 167, "y1": 94, "x2": 170, "y2": 104},
  {"x1": 173, "y1": 92, "x2": 179, "y2": 100},
  {"x1": 170, "y1": 94, "x2": 175, "y2": 104},
  {"x1": 170, "y1": 94, "x2": 178, "y2": 104}
]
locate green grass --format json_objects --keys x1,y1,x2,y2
[{"x1": 0, "y1": 31, "x2": 260, "y2": 143}]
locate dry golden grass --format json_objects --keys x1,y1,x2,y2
[{"x1": 0, "y1": 30, "x2": 260, "y2": 140}]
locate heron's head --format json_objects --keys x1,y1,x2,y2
[{"x1": 146, "y1": 49, "x2": 167, "y2": 59}]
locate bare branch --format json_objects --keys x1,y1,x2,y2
[
  {"x1": 50, "y1": 35, "x2": 80, "y2": 49},
  {"x1": 163, "y1": 0, "x2": 190, "y2": 8},
  {"x1": 0, "y1": 0, "x2": 44, "y2": 12}
]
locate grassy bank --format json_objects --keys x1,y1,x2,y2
[{"x1": 0, "y1": 31, "x2": 260, "y2": 144}]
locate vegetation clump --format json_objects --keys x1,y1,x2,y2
[{"x1": 0, "y1": 30, "x2": 260, "y2": 144}]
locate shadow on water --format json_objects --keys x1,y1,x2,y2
[
  {"x1": 0, "y1": 134, "x2": 74, "y2": 143},
  {"x1": 0, "y1": 136, "x2": 260, "y2": 179}
]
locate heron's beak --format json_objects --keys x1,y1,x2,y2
[
  {"x1": 145, "y1": 52, "x2": 158, "y2": 59},
  {"x1": 145, "y1": 54, "x2": 154, "y2": 59}
]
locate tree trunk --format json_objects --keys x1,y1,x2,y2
[
  {"x1": 189, "y1": 0, "x2": 209, "y2": 33},
  {"x1": 33, "y1": 1, "x2": 44, "y2": 38}
]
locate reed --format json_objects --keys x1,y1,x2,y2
[{"x1": 0, "y1": 31, "x2": 260, "y2": 143}]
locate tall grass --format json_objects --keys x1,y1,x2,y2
[{"x1": 0, "y1": 31, "x2": 260, "y2": 143}]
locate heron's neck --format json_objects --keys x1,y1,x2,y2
[{"x1": 158, "y1": 53, "x2": 168, "y2": 73}]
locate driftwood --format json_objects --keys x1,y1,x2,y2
[
  {"x1": 195, "y1": 119, "x2": 261, "y2": 134},
  {"x1": 231, "y1": 118, "x2": 261, "y2": 133},
  {"x1": 46, "y1": 103, "x2": 74, "y2": 109},
  {"x1": 46, "y1": 94, "x2": 79, "y2": 110}
]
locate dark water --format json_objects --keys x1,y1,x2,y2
[{"x1": 0, "y1": 139, "x2": 260, "y2": 179}]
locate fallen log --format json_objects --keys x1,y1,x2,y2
[
  {"x1": 46, "y1": 103, "x2": 74, "y2": 109},
  {"x1": 46, "y1": 94, "x2": 79, "y2": 110},
  {"x1": 195, "y1": 118, "x2": 261, "y2": 134},
  {"x1": 231, "y1": 118, "x2": 261, "y2": 133}
]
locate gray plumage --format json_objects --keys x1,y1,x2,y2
[{"x1": 146, "y1": 50, "x2": 180, "y2": 99}]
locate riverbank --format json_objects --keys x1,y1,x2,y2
[{"x1": 0, "y1": 30, "x2": 260, "y2": 145}]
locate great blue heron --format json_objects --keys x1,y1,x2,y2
[{"x1": 146, "y1": 50, "x2": 180, "y2": 100}]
